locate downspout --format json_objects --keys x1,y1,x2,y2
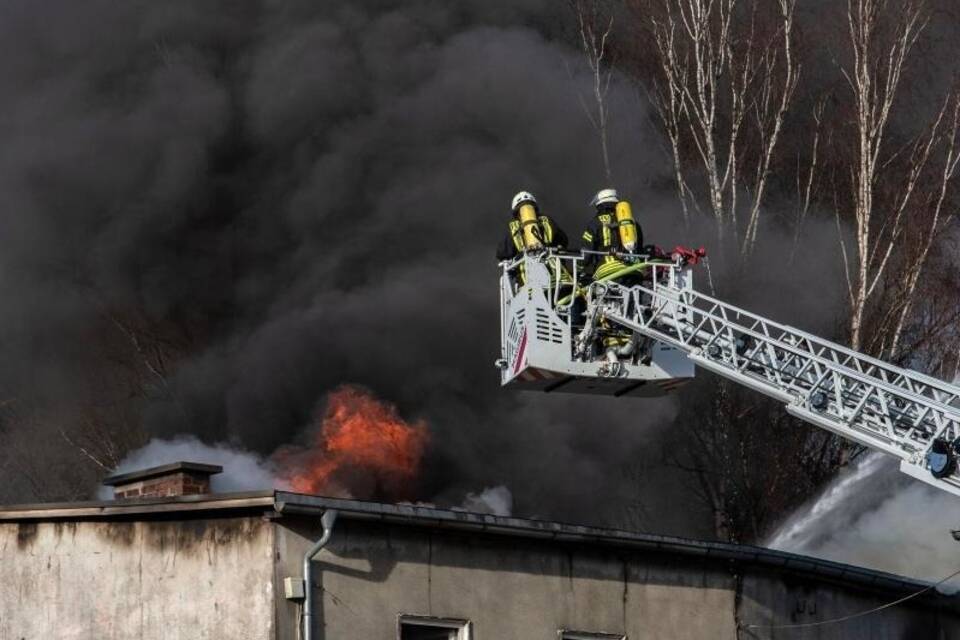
[{"x1": 303, "y1": 509, "x2": 338, "y2": 640}]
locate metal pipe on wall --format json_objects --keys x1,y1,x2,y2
[{"x1": 303, "y1": 509, "x2": 338, "y2": 640}]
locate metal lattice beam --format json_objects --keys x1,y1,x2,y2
[{"x1": 594, "y1": 263, "x2": 960, "y2": 497}]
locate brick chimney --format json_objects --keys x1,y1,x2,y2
[{"x1": 103, "y1": 462, "x2": 223, "y2": 499}]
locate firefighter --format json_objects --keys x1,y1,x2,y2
[
  {"x1": 580, "y1": 188, "x2": 644, "y2": 281},
  {"x1": 497, "y1": 191, "x2": 574, "y2": 307},
  {"x1": 496, "y1": 191, "x2": 568, "y2": 261},
  {"x1": 581, "y1": 188, "x2": 645, "y2": 364}
]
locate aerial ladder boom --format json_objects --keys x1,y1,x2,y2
[{"x1": 499, "y1": 251, "x2": 960, "y2": 498}]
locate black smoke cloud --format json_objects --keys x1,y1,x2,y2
[
  {"x1": 0, "y1": 0, "x2": 692, "y2": 527},
  {"x1": 0, "y1": 0, "x2": 850, "y2": 532}
]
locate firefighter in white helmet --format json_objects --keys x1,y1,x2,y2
[
  {"x1": 581, "y1": 188, "x2": 646, "y2": 364},
  {"x1": 497, "y1": 191, "x2": 572, "y2": 290},
  {"x1": 580, "y1": 188, "x2": 643, "y2": 281},
  {"x1": 496, "y1": 191, "x2": 569, "y2": 262}
]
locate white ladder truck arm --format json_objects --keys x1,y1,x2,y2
[{"x1": 498, "y1": 250, "x2": 960, "y2": 498}]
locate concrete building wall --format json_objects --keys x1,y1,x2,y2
[
  {"x1": 277, "y1": 517, "x2": 960, "y2": 640},
  {"x1": 2, "y1": 498, "x2": 957, "y2": 639},
  {"x1": 738, "y1": 573, "x2": 960, "y2": 639},
  {"x1": 0, "y1": 515, "x2": 275, "y2": 640},
  {"x1": 277, "y1": 517, "x2": 738, "y2": 640}
]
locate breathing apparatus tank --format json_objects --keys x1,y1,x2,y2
[
  {"x1": 615, "y1": 201, "x2": 638, "y2": 252},
  {"x1": 517, "y1": 203, "x2": 544, "y2": 250}
]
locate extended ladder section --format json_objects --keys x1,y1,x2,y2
[{"x1": 590, "y1": 261, "x2": 960, "y2": 497}]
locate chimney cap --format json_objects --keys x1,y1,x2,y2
[{"x1": 103, "y1": 461, "x2": 223, "y2": 487}]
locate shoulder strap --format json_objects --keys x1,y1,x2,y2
[
  {"x1": 508, "y1": 219, "x2": 524, "y2": 251},
  {"x1": 598, "y1": 214, "x2": 613, "y2": 247},
  {"x1": 538, "y1": 216, "x2": 554, "y2": 244}
]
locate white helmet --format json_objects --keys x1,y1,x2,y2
[
  {"x1": 511, "y1": 190, "x2": 537, "y2": 211},
  {"x1": 590, "y1": 188, "x2": 619, "y2": 208}
]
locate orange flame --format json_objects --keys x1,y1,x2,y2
[{"x1": 274, "y1": 385, "x2": 428, "y2": 501}]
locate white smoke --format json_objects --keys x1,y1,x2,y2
[
  {"x1": 98, "y1": 436, "x2": 288, "y2": 499},
  {"x1": 769, "y1": 453, "x2": 889, "y2": 549},
  {"x1": 769, "y1": 452, "x2": 960, "y2": 592},
  {"x1": 457, "y1": 486, "x2": 513, "y2": 516},
  {"x1": 105, "y1": 437, "x2": 515, "y2": 518}
]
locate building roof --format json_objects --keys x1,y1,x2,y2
[
  {"x1": 0, "y1": 490, "x2": 942, "y2": 597},
  {"x1": 101, "y1": 461, "x2": 223, "y2": 486}
]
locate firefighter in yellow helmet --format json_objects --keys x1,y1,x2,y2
[
  {"x1": 580, "y1": 188, "x2": 643, "y2": 281},
  {"x1": 496, "y1": 191, "x2": 568, "y2": 262}
]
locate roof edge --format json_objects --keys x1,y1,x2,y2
[
  {"x1": 0, "y1": 490, "x2": 275, "y2": 519},
  {"x1": 102, "y1": 462, "x2": 224, "y2": 486},
  {"x1": 0, "y1": 489, "x2": 942, "y2": 599},
  {"x1": 273, "y1": 492, "x2": 939, "y2": 596}
]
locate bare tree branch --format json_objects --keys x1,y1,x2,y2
[
  {"x1": 643, "y1": 0, "x2": 799, "y2": 256},
  {"x1": 574, "y1": 0, "x2": 618, "y2": 183}
]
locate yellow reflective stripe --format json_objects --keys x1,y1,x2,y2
[
  {"x1": 602, "y1": 335, "x2": 631, "y2": 347},
  {"x1": 599, "y1": 214, "x2": 612, "y2": 247},
  {"x1": 508, "y1": 220, "x2": 524, "y2": 252},
  {"x1": 598, "y1": 318, "x2": 630, "y2": 347},
  {"x1": 539, "y1": 216, "x2": 554, "y2": 244},
  {"x1": 582, "y1": 231, "x2": 593, "y2": 242},
  {"x1": 550, "y1": 268, "x2": 574, "y2": 285}
]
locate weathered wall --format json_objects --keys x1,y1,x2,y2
[
  {"x1": 0, "y1": 515, "x2": 274, "y2": 640},
  {"x1": 277, "y1": 518, "x2": 736, "y2": 640},
  {"x1": 738, "y1": 573, "x2": 960, "y2": 639},
  {"x1": 5, "y1": 510, "x2": 957, "y2": 639},
  {"x1": 277, "y1": 517, "x2": 960, "y2": 640}
]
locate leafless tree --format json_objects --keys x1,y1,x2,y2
[
  {"x1": 789, "y1": 97, "x2": 827, "y2": 263},
  {"x1": 663, "y1": 379, "x2": 845, "y2": 541},
  {"x1": 0, "y1": 400, "x2": 109, "y2": 503},
  {"x1": 836, "y1": 0, "x2": 960, "y2": 352},
  {"x1": 892, "y1": 260, "x2": 960, "y2": 377},
  {"x1": 840, "y1": 0, "x2": 923, "y2": 350},
  {"x1": 607, "y1": 0, "x2": 960, "y2": 542},
  {"x1": 640, "y1": 0, "x2": 799, "y2": 255},
  {"x1": 0, "y1": 300, "x2": 194, "y2": 502},
  {"x1": 64, "y1": 305, "x2": 192, "y2": 465},
  {"x1": 572, "y1": 0, "x2": 618, "y2": 183}
]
